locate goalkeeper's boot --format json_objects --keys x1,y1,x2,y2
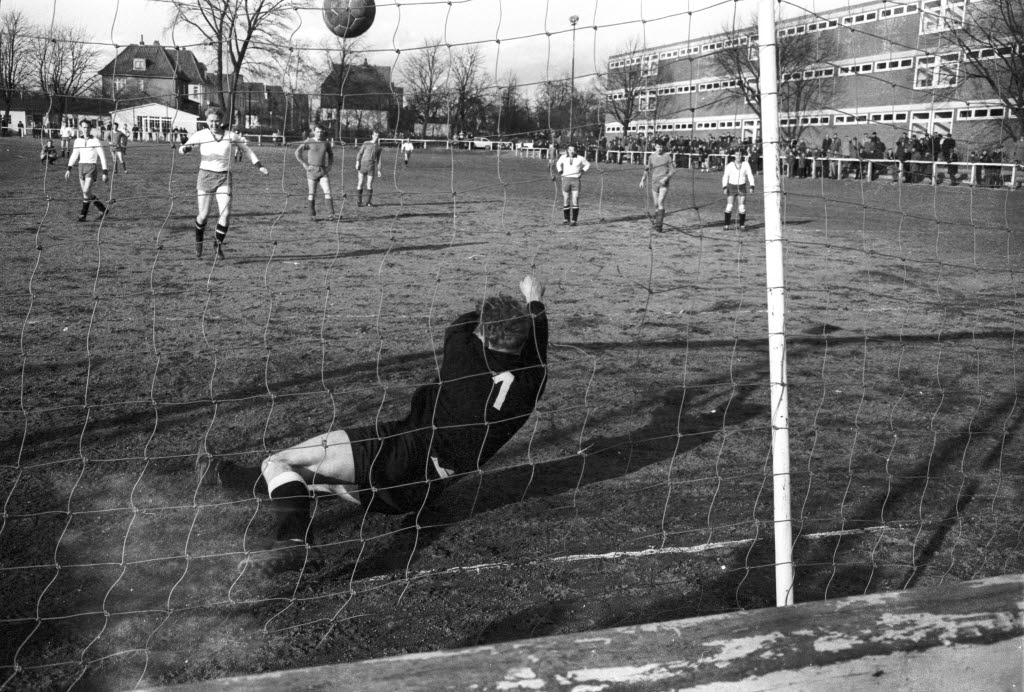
[{"x1": 213, "y1": 240, "x2": 226, "y2": 260}]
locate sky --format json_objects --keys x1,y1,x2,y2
[{"x1": 6, "y1": 0, "x2": 854, "y2": 91}]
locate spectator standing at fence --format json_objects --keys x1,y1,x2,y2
[
  {"x1": 867, "y1": 132, "x2": 884, "y2": 180},
  {"x1": 993, "y1": 147, "x2": 1006, "y2": 187},
  {"x1": 829, "y1": 134, "x2": 842, "y2": 179},
  {"x1": 639, "y1": 141, "x2": 675, "y2": 233},
  {"x1": 178, "y1": 106, "x2": 268, "y2": 260},
  {"x1": 199, "y1": 275, "x2": 550, "y2": 575},
  {"x1": 979, "y1": 149, "x2": 994, "y2": 187},
  {"x1": 820, "y1": 133, "x2": 832, "y2": 178},
  {"x1": 895, "y1": 134, "x2": 910, "y2": 183},
  {"x1": 65, "y1": 119, "x2": 110, "y2": 222},
  {"x1": 354, "y1": 130, "x2": 382, "y2": 207},
  {"x1": 59, "y1": 118, "x2": 75, "y2": 158},
  {"x1": 555, "y1": 144, "x2": 590, "y2": 226},
  {"x1": 844, "y1": 137, "x2": 858, "y2": 179},
  {"x1": 722, "y1": 151, "x2": 755, "y2": 231},
  {"x1": 1012, "y1": 135, "x2": 1024, "y2": 189},
  {"x1": 294, "y1": 122, "x2": 336, "y2": 220},
  {"x1": 940, "y1": 134, "x2": 957, "y2": 185}
]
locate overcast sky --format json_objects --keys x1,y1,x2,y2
[{"x1": 8, "y1": 0, "x2": 851, "y2": 91}]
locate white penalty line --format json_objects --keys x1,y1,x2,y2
[{"x1": 355, "y1": 525, "x2": 892, "y2": 586}]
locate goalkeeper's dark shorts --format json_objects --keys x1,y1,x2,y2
[{"x1": 347, "y1": 421, "x2": 451, "y2": 515}]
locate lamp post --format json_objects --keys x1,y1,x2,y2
[{"x1": 569, "y1": 14, "x2": 579, "y2": 145}]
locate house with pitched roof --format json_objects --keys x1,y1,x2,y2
[
  {"x1": 319, "y1": 60, "x2": 404, "y2": 136},
  {"x1": 98, "y1": 39, "x2": 209, "y2": 113},
  {"x1": 96, "y1": 39, "x2": 210, "y2": 137}
]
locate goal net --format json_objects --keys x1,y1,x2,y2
[{"x1": 1, "y1": 0, "x2": 1021, "y2": 688}]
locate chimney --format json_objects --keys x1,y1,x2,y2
[
  {"x1": 140, "y1": 35, "x2": 144, "y2": 45},
  {"x1": 153, "y1": 40, "x2": 160, "y2": 46}
]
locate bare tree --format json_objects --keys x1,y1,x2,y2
[
  {"x1": 940, "y1": 0, "x2": 1024, "y2": 139},
  {"x1": 0, "y1": 9, "x2": 33, "y2": 128},
  {"x1": 399, "y1": 39, "x2": 449, "y2": 137},
  {"x1": 31, "y1": 24, "x2": 101, "y2": 125},
  {"x1": 167, "y1": 0, "x2": 298, "y2": 124},
  {"x1": 447, "y1": 45, "x2": 489, "y2": 135},
  {"x1": 490, "y1": 71, "x2": 533, "y2": 137},
  {"x1": 266, "y1": 40, "x2": 321, "y2": 133},
  {"x1": 600, "y1": 37, "x2": 649, "y2": 135},
  {"x1": 534, "y1": 75, "x2": 572, "y2": 135},
  {"x1": 572, "y1": 82, "x2": 605, "y2": 142},
  {"x1": 711, "y1": 19, "x2": 838, "y2": 142}
]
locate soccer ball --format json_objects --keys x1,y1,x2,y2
[{"x1": 323, "y1": 0, "x2": 376, "y2": 39}]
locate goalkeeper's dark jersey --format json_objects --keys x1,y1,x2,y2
[{"x1": 405, "y1": 301, "x2": 548, "y2": 475}]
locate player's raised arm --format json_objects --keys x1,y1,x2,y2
[{"x1": 520, "y1": 275, "x2": 549, "y2": 364}]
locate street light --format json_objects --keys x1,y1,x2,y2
[{"x1": 569, "y1": 15, "x2": 579, "y2": 145}]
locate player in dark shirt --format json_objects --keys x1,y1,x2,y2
[
  {"x1": 294, "y1": 122, "x2": 336, "y2": 219},
  {"x1": 201, "y1": 275, "x2": 549, "y2": 573}
]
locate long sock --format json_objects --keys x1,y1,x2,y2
[
  {"x1": 80, "y1": 201, "x2": 90, "y2": 217},
  {"x1": 739, "y1": 213, "x2": 746, "y2": 227},
  {"x1": 308, "y1": 197, "x2": 316, "y2": 216},
  {"x1": 562, "y1": 206, "x2": 570, "y2": 222},
  {"x1": 92, "y1": 196, "x2": 106, "y2": 213},
  {"x1": 269, "y1": 480, "x2": 311, "y2": 541},
  {"x1": 215, "y1": 224, "x2": 227, "y2": 245},
  {"x1": 571, "y1": 207, "x2": 579, "y2": 223},
  {"x1": 195, "y1": 220, "x2": 206, "y2": 243},
  {"x1": 366, "y1": 190, "x2": 373, "y2": 205},
  {"x1": 724, "y1": 212, "x2": 732, "y2": 226},
  {"x1": 357, "y1": 189, "x2": 363, "y2": 205},
  {"x1": 327, "y1": 196, "x2": 335, "y2": 216}
]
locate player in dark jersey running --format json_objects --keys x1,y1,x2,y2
[
  {"x1": 199, "y1": 275, "x2": 550, "y2": 573},
  {"x1": 294, "y1": 122, "x2": 336, "y2": 219},
  {"x1": 639, "y1": 140, "x2": 675, "y2": 232}
]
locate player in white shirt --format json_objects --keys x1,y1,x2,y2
[
  {"x1": 60, "y1": 119, "x2": 76, "y2": 158},
  {"x1": 721, "y1": 151, "x2": 756, "y2": 230},
  {"x1": 554, "y1": 144, "x2": 591, "y2": 226},
  {"x1": 64, "y1": 119, "x2": 110, "y2": 222},
  {"x1": 401, "y1": 138, "x2": 414, "y2": 166},
  {"x1": 178, "y1": 107, "x2": 268, "y2": 260}
]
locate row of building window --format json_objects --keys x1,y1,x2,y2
[
  {"x1": 603, "y1": 106, "x2": 1010, "y2": 133},
  {"x1": 610, "y1": 0, "x2": 968, "y2": 71},
  {"x1": 608, "y1": 45, "x2": 1010, "y2": 104}
]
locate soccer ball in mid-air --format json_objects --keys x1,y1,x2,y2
[{"x1": 323, "y1": 0, "x2": 376, "y2": 39}]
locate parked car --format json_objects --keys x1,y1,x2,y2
[{"x1": 470, "y1": 137, "x2": 492, "y2": 149}]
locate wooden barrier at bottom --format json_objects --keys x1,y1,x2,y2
[{"x1": 154, "y1": 574, "x2": 1023, "y2": 691}]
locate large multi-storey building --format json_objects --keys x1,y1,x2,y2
[{"x1": 605, "y1": 0, "x2": 1015, "y2": 150}]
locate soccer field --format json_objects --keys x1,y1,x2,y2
[{"x1": 1, "y1": 135, "x2": 1022, "y2": 688}]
